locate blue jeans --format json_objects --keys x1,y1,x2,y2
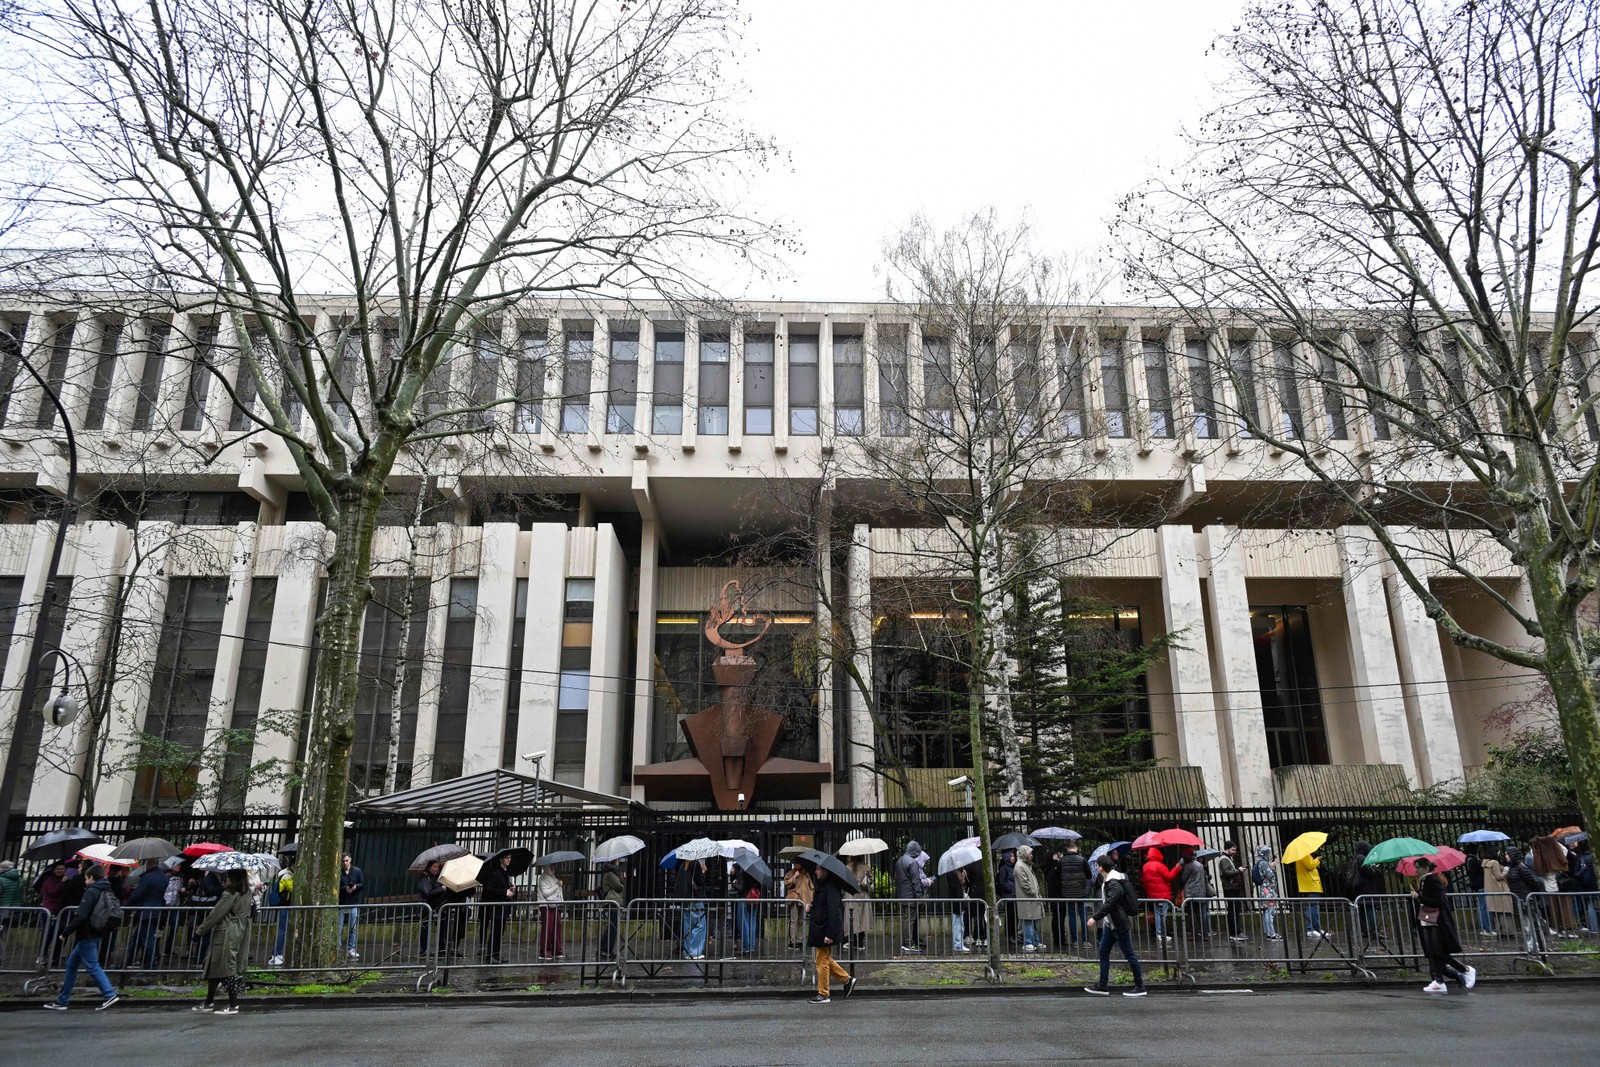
[
  {"x1": 274, "y1": 910, "x2": 289, "y2": 956},
  {"x1": 1021, "y1": 918, "x2": 1041, "y2": 947},
  {"x1": 1304, "y1": 894, "x2": 1323, "y2": 933},
  {"x1": 55, "y1": 937, "x2": 115, "y2": 1004},
  {"x1": 952, "y1": 909, "x2": 965, "y2": 949},
  {"x1": 736, "y1": 902, "x2": 759, "y2": 953},
  {"x1": 1260, "y1": 896, "x2": 1278, "y2": 938},
  {"x1": 1064, "y1": 902, "x2": 1088, "y2": 943},
  {"x1": 681, "y1": 904, "x2": 707, "y2": 958},
  {"x1": 1097, "y1": 924, "x2": 1144, "y2": 989},
  {"x1": 339, "y1": 907, "x2": 360, "y2": 952},
  {"x1": 1150, "y1": 900, "x2": 1170, "y2": 937},
  {"x1": 1476, "y1": 891, "x2": 1492, "y2": 933}
]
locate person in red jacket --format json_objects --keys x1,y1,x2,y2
[{"x1": 1141, "y1": 848, "x2": 1176, "y2": 942}]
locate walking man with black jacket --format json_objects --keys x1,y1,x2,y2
[
  {"x1": 1084, "y1": 853, "x2": 1146, "y2": 997},
  {"x1": 42, "y1": 864, "x2": 120, "y2": 1012},
  {"x1": 808, "y1": 865, "x2": 855, "y2": 1004}
]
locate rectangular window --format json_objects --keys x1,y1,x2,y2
[
  {"x1": 1569, "y1": 344, "x2": 1600, "y2": 442},
  {"x1": 1402, "y1": 342, "x2": 1428, "y2": 407},
  {"x1": 698, "y1": 329, "x2": 730, "y2": 434},
  {"x1": 516, "y1": 329, "x2": 546, "y2": 433},
  {"x1": 560, "y1": 329, "x2": 592, "y2": 433},
  {"x1": 1252, "y1": 605, "x2": 1330, "y2": 768},
  {"x1": 228, "y1": 328, "x2": 265, "y2": 432},
  {"x1": 1100, "y1": 338, "x2": 1128, "y2": 437},
  {"x1": 554, "y1": 578, "x2": 594, "y2": 784},
  {"x1": 1142, "y1": 339, "x2": 1173, "y2": 438},
  {"x1": 218, "y1": 578, "x2": 276, "y2": 811},
  {"x1": 653, "y1": 329, "x2": 685, "y2": 434},
  {"x1": 350, "y1": 577, "x2": 429, "y2": 797},
  {"x1": 432, "y1": 578, "x2": 479, "y2": 782},
  {"x1": 0, "y1": 577, "x2": 25, "y2": 682},
  {"x1": 833, "y1": 333, "x2": 864, "y2": 435},
  {"x1": 922, "y1": 335, "x2": 953, "y2": 430},
  {"x1": 1360, "y1": 339, "x2": 1390, "y2": 440},
  {"x1": 502, "y1": 578, "x2": 530, "y2": 771},
  {"x1": 83, "y1": 321, "x2": 123, "y2": 431},
  {"x1": 462, "y1": 328, "x2": 499, "y2": 427},
  {"x1": 1058, "y1": 331, "x2": 1085, "y2": 437},
  {"x1": 136, "y1": 577, "x2": 229, "y2": 814},
  {"x1": 181, "y1": 324, "x2": 215, "y2": 431},
  {"x1": 1320, "y1": 346, "x2": 1349, "y2": 439},
  {"x1": 878, "y1": 327, "x2": 908, "y2": 436},
  {"x1": 1272, "y1": 342, "x2": 1304, "y2": 438},
  {"x1": 744, "y1": 331, "x2": 775, "y2": 434},
  {"x1": 132, "y1": 322, "x2": 172, "y2": 430},
  {"x1": 607, "y1": 329, "x2": 639, "y2": 433},
  {"x1": 1010, "y1": 336, "x2": 1041, "y2": 436},
  {"x1": 0, "y1": 316, "x2": 27, "y2": 426},
  {"x1": 1230, "y1": 338, "x2": 1261, "y2": 436},
  {"x1": 1186, "y1": 338, "x2": 1217, "y2": 439},
  {"x1": 789, "y1": 332, "x2": 819, "y2": 434},
  {"x1": 35, "y1": 320, "x2": 75, "y2": 430}
]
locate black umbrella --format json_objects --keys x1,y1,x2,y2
[
  {"x1": 110, "y1": 837, "x2": 179, "y2": 863},
  {"x1": 729, "y1": 849, "x2": 773, "y2": 888},
  {"x1": 991, "y1": 832, "x2": 1039, "y2": 852},
  {"x1": 277, "y1": 841, "x2": 300, "y2": 856},
  {"x1": 23, "y1": 827, "x2": 104, "y2": 861},
  {"x1": 533, "y1": 850, "x2": 586, "y2": 867},
  {"x1": 795, "y1": 849, "x2": 860, "y2": 893},
  {"x1": 488, "y1": 847, "x2": 535, "y2": 878},
  {"x1": 409, "y1": 843, "x2": 471, "y2": 874}
]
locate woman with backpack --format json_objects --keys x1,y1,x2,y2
[{"x1": 193, "y1": 869, "x2": 252, "y2": 1015}]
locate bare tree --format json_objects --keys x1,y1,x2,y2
[
  {"x1": 4, "y1": 0, "x2": 777, "y2": 952},
  {"x1": 1115, "y1": 0, "x2": 1600, "y2": 835}
]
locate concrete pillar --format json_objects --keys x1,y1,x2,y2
[
  {"x1": 26, "y1": 522, "x2": 128, "y2": 816},
  {"x1": 1203, "y1": 525, "x2": 1274, "y2": 805},
  {"x1": 245, "y1": 521, "x2": 323, "y2": 811},
  {"x1": 814, "y1": 505, "x2": 835, "y2": 806},
  {"x1": 1383, "y1": 529, "x2": 1466, "y2": 786},
  {"x1": 846, "y1": 524, "x2": 877, "y2": 807},
  {"x1": 586, "y1": 524, "x2": 628, "y2": 794},
  {"x1": 188, "y1": 524, "x2": 256, "y2": 806},
  {"x1": 0, "y1": 522, "x2": 57, "y2": 783},
  {"x1": 1155, "y1": 524, "x2": 1228, "y2": 805},
  {"x1": 1335, "y1": 526, "x2": 1422, "y2": 783},
  {"x1": 461, "y1": 522, "x2": 519, "y2": 775},
  {"x1": 94, "y1": 522, "x2": 177, "y2": 816},
  {"x1": 515, "y1": 524, "x2": 568, "y2": 767},
  {"x1": 409, "y1": 524, "x2": 456, "y2": 787},
  {"x1": 630, "y1": 519, "x2": 660, "y2": 796}
]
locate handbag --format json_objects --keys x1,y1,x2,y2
[{"x1": 1418, "y1": 906, "x2": 1440, "y2": 926}]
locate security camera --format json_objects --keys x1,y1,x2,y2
[
  {"x1": 948, "y1": 774, "x2": 971, "y2": 787},
  {"x1": 522, "y1": 750, "x2": 547, "y2": 763}
]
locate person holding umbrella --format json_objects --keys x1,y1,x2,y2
[
  {"x1": 842, "y1": 854, "x2": 873, "y2": 950},
  {"x1": 124, "y1": 858, "x2": 168, "y2": 969},
  {"x1": 192, "y1": 869, "x2": 252, "y2": 1015},
  {"x1": 599, "y1": 861, "x2": 625, "y2": 958},
  {"x1": 1084, "y1": 853, "x2": 1146, "y2": 997},
  {"x1": 731, "y1": 860, "x2": 763, "y2": 955},
  {"x1": 479, "y1": 851, "x2": 518, "y2": 963},
  {"x1": 537, "y1": 863, "x2": 565, "y2": 960},
  {"x1": 806, "y1": 862, "x2": 855, "y2": 1003},
  {"x1": 784, "y1": 857, "x2": 813, "y2": 950},
  {"x1": 416, "y1": 859, "x2": 448, "y2": 956},
  {"x1": 1412, "y1": 857, "x2": 1475, "y2": 994}
]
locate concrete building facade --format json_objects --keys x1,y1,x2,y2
[{"x1": 0, "y1": 298, "x2": 1548, "y2": 816}]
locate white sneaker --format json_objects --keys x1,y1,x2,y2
[
  {"x1": 1423, "y1": 980, "x2": 1447, "y2": 994},
  {"x1": 269, "y1": 955, "x2": 283, "y2": 966},
  {"x1": 348, "y1": 950, "x2": 359, "y2": 960},
  {"x1": 1463, "y1": 966, "x2": 1477, "y2": 990}
]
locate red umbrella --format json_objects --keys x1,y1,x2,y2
[
  {"x1": 183, "y1": 842, "x2": 233, "y2": 857},
  {"x1": 1398, "y1": 846, "x2": 1467, "y2": 877},
  {"x1": 1131, "y1": 831, "x2": 1164, "y2": 850},
  {"x1": 1155, "y1": 828, "x2": 1205, "y2": 848}
]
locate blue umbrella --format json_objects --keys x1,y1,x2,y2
[
  {"x1": 658, "y1": 848, "x2": 679, "y2": 869},
  {"x1": 1029, "y1": 827, "x2": 1082, "y2": 840},
  {"x1": 1088, "y1": 841, "x2": 1132, "y2": 867},
  {"x1": 1457, "y1": 829, "x2": 1511, "y2": 844}
]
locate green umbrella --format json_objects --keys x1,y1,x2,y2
[{"x1": 1363, "y1": 837, "x2": 1437, "y2": 866}]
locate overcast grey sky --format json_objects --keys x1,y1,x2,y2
[{"x1": 728, "y1": 1, "x2": 1248, "y2": 302}]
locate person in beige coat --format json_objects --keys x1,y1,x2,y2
[
  {"x1": 784, "y1": 863, "x2": 813, "y2": 949},
  {"x1": 1015, "y1": 846, "x2": 1045, "y2": 951},
  {"x1": 843, "y1": 857, "x2": 873, "y2": 949},
  {"x1": 193, "y1": 870, "x2": 251, "y2": 1015},
  {"x1": 1481, "y1": 853, "x2": 1515, "y2": 935}
]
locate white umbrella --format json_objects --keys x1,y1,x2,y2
[
  {"x1": 193, "y1": 851, "x2": 279, "y2": 872},
  {"x1": 76, "y1": 843, "x2": 136, "y2": 868},
  {"x1": 718, "y1": 839, "x2": 760, "y2": 859},
  {"x1": 593, "y1": 835, "x2": 646, "y2": 863},
  {"x1": 937, "y1": 842, "x2": 982, "y2": 875},
  {"x1": 675, "y1": 837, "x2": 721, "y2": 861},
  {"x1": 837, "y1": 837, "x2": 889, "y2": 857}
]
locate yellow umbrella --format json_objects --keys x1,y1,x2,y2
[{"x1": 1282, "y1": 831, "x2": 1328, "y2": 866}]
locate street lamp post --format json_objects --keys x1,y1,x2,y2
[{"x1": 0, "y1": 334, "x2": 80, "y2": 857}]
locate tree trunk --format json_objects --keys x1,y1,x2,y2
[
  {"x1": 966, "y1": 634, "x2": 1002, "y2": 982},
  {"x1": 294, "y1": 481, "x2": 382, "y2": 966},
  {"x1": 385, "y1": 478, "x2": 431, "y2": 795}
]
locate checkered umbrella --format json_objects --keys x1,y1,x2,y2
[{"x1": 193, "y1": 850, "x2": 276, "y2": 872}]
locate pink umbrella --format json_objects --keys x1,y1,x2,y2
[
  {"x1": 1398, "y1": 846, "x2": 1467, "y2": 877},
  {"x1": 1131, "y1": 831, "x2": 1164, "y2": 850}
]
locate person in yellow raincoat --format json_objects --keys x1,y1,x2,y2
[{"x1": 1294, "y1": 850, "x2": 1325, "y2": 937}]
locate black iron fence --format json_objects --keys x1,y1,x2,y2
[{"x1": 5, "y1": 803, "x2": 1579, "y2": 906}]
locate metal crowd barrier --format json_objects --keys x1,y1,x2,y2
[
  {"x1": 619, "y1": 898, "x2": 800, "y2": 986},
  {"x1": 1172, "y1": 895, "x2": 1375, "y2": 980},
  {"x1": 0, "y1": 907, "x2": 57, "y2": 991},
  {"x1": 428, "y1": 900, "x2": 620, "y2": 990},
  {"x1": 1525, "y1": 891, "x2": 1600, "y2": 963},
  {"x1": 988, "y1": 897, "x2": 1173, "y2": 970},
  {"x1": 838, "y1": 898, "x2": 999, "y2": 980},
  {"x1": 255, "y1": 903, "x2": 437, "y2": 990}
]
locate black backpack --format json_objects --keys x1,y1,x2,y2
[{"x1": 87, "y1": 887, "x2": 123, "y2": 934}]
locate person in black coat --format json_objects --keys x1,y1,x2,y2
[
  {"x1": 996, "y1": 850, "x2": 1018, "y2": 945},
  {"x1": 478, "y1": 853, "x2": 516, "y2": 962},
  {"x1": 1347, "y1": 841, "x2": 1387, "y2": 948},
  {"x1": 1502, "y1": 848, "x2": 1546, "y2": 953},
  {"x1": 807, "y1": 865, "x2": 853, "y2": 1003},
  {"x1": 123, "y1": 860, "x2": 168, "y2": 969},
  {"x1": 417, "y1": 860, "x2": 448, "y2": 955},
  {"x1": 1412, "y1": 857, "x2": 1473, "y2": 993}
]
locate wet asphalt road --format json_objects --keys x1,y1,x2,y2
[{"x1": 1, "y1": 985, "x2": 1591, "y2": 1064}]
